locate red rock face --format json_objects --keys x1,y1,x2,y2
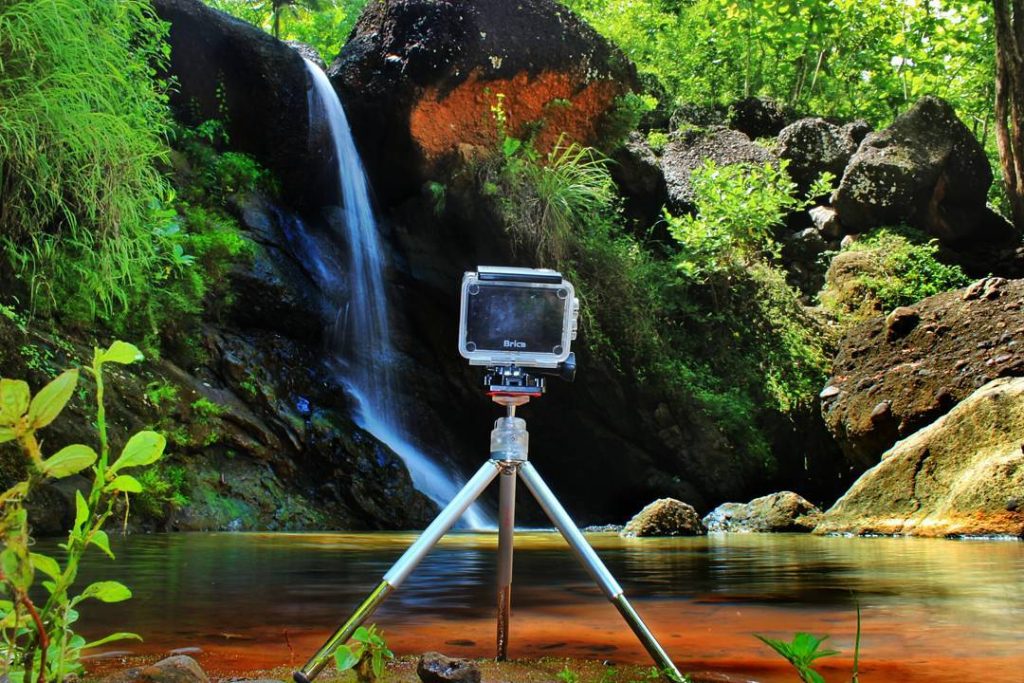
[{"x1": 409, "y1": 69, "x2": 626, "y2": 160}]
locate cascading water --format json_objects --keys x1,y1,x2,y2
[{"x1": 302, "y1": 58, "x2": 491, "y2": 529}]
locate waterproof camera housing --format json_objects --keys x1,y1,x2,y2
[{"x1": 458, "y1": 266, "x2": 578, "y2": 369}]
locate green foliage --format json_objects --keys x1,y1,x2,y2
[
  {"x1": 599, "y1": 92, "x2": 658, "y2": 149},
  {"x1": 0, "y1": 0, "x2": 175, "y2": 329},
  {"x1": 756, "y1": 632, "x2": 839, "y2": 683},
  {"x1": 134, "y1": 465, "x2": 190, "y2": 519},
  {"x1": 207, "y1": 0, "x2": 369, "y2": 62},
  {"x1": 481, "y1": 98, "x2": 829, "y2": 471},
  {"x1": 820, "y1": 226, "x2": 971, "y2": 322},
  {"x1": 190, "y1": 398, "x2": 227, "y2": 420},
  {"x1": 145, "y1": 381, "x2": 180, "y2": 410},
  {"x1": 333, "y1": 624, "x2": 394, "y2": 683},
  {"x1": 561, "y1": 0, "x2": 994, "y2": 132},
  {"x1": 557, "y1": 666, "x2": 580, "y2": 683},
  {"x1": 0, "y1": 341, "x2": 164, "y2": 682}
]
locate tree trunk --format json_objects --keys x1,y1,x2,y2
[{"x1": 993, "y1": 0, "x2": 1024, "y2": 229}]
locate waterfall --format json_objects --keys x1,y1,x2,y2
[{"x1": 302, "y1": 58, "x2": 491, "y2": 529}]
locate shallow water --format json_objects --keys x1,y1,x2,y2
[{"x1": 48, "y1": 531, "x2": 1023, "y2": 682}]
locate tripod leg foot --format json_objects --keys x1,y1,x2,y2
[{"x1": 518, "y1": 462, "x2": 685, "y2": 683}]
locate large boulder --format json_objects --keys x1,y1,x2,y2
[
  {"x1": 101, "y1": 655, "x2": 208, "y2": 683},
  {"x1": 620, "y1": 498, "x2": 707, "y2": 537},
  {"x1": 821, "y1": 277, "x2": 1024, "y2": 468},
  {"x1": 703, "y1": 491, "x2": 821, "y2": 533},
  {"x1": 776, "y1": 118, "x2": 864, "y2": 193},
  {"x1": 151, "y1": 0, "x2": 327, "y2": 207},
  {"x1": 727, "y1": 96, "x2": 788, "y2": 139},
  {"x1": 417, "y1": 652, "x2": 481, "y2": 683},
  {"x1": 832, "y1": 96, "x2": 1002, "y2": 245},
  {"x1": 815, "y1": 377, "x2": 1024, "y2": 537},
  {"x1": 661, "y1": 127, "x2": 776, "y2": 213},
  {"x1": 331, "y1": 0, "x2": 637, "y2": 202}
]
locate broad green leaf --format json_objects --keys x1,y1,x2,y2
[
  {"x1": 0, "y1": 426, "x2": 16, "y2": 444},
  {"x1": 105, "y1": 474, "x2": 142, "y2": 493},
  {"x1": 0, "y1": 378, "x2": 30, "y2": 426},
  {"x1": 99, "y1": 341, "x2": 144, "y2": 366},
  {"x1": 30, "y1": 553, "x2": 61, "y2": 581},
  {"x1": 27, "y1": 369, "x2": 79, "y2": 429},
  {"x1": 75, "y1": 580, "x2": 132, "y2": 604},
  {"x1": 90, "y1": 529, "x2": 115, "y2": 559},
  {"x1": 73, "y1": 490, "x2": 89, "y2": 534},
  {"x1": 41, "y1": 444, "x2": 97, "y2": 478},
  {"x1": 83, "y1": 632, "x2": 142, "y2": 649},
  {"x1": 334, "y1": 645, "x2": 360, "y2": 671},
  {"x1": 110, "y1": 431, "x2": 166, "y2": 474},
  {"x1": 0, "y1": 548, "x2": 32, "y2": 590}
]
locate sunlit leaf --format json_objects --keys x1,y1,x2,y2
[
  {"x1": 30, "y1": 553, "x2": 61, "y2": 581},
  {"x1": 41, "y1": 444, "x2": 97, "y2": 478},
  {"x1": 27, "y1": 369, "x2": 79, "y2": 429},
  {"x1": 334, "y1": 645, "x2": 360, "y2": 671},
  {"x1": 0, "y1": 378, "x2": 30, "y2": 426},
  {"x1": 109, "y1": 431, "x2": 166, "y2": 474},
  {"x1": 83, "y1": 632, "x2": 142, "y2": 649},
  {"x1": 105, "y1": 474, "x2": 142, "y2": 493},
  {"x1": 99, "y1": 341, "x2": 144, "y2": 366},
  {"x1": 0, "y1": 426, "x2": 17, "y2": 444},
  {"x1": 91, "y1": 529, "x2": 115, "y2": 559},
  {"x1": 73, "y1": 490, "x2": 89, "y2": 534},
  {"x1": 75, "y1": 580, "x2": 132, "y2": 604}
]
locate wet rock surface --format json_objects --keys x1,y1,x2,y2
[
  {"x1": 151, "y1": 0, "x2": 325, "y2": 207},
  {"x1": 816, "y1": 377, "x2": 1024, "y2": 537},
  {"x1": 620, "y1": 498, "x2": 707, "y2": 537},
  {"x1": 821, "y1": 277, "x2": 1024, "y2": 469},
  {"x1": 101, "y1": 655, "x2": 209, "y2": 683},
  {"x1": 703, "y1": 491, "x2": 821, "y2": 533},
  {"x1": 417, "y1": 652, "x2": 482, "y2": 683}
]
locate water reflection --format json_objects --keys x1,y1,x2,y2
[{"x1": 40, "y1": 532, "x2": 1024, "y2": 683}]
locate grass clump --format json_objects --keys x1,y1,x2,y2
[{"x1": 0, "y1": 0, "x2": 172, "y2": 325}]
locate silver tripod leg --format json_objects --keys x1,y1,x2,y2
[
  {"x1": 518, "y1": 462, "x2": 684, "y2": 683},
  {"x1": 496, "y1": 465, "x2": 516, "y2": 660},
  {"x1": 293, "y1": 460, "x2": 501, "y2": 683}
]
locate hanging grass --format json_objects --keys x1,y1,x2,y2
[{"x1": 0, "y1": 0, "x2": 173, "y2": 326}]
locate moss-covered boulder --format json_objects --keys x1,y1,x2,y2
[
  {"x1": 832, "y1": 96, "x2": 1006, "y2": 245},
  {"x1": 816, "y1": 377, "x2": 1024, "y2": 537}
]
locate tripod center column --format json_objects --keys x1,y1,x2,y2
[{"x1": 490, "y1": 416, "x2": 529, "y2": 462}]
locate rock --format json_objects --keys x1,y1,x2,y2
[
  {"x1": 780, "y1": 227, "x2": 830, "y2": 296},
  {"x1": 885, "y1": 306, "x2": 920, "y2": 340},
  {"x1": 809, "y1": 205, "x2": 842, "y2": 240},
  {"x1": 417, "y1": 652, "x2": 481, "y2": 683},
  {"x1": 611, "y1": 132, "x2": 669, "y2": 230},
  {"x1": 822, "y1": 278, "x2": 1024, "y2": 468},
  {"x1": 727, "y1": 97, "x2": 788, "y2": 139},
  {"x1": 832, "y1": 96, "x2": 1002, "y2": 245},
  {"x1": 102, "y1": 655, "x2": 209, "y2": 683},
  {"x1": 815, "y1": 377, "x2": 1024, "y2": 537},
  {"x1": 621, "y1": 498, "x2": 706, "y2": 537},
  {"x1": 151, "y1": 0, "x2": 325, "y2": 208},
  {"x1": 777, "y1": 118, "x2": 860, "y2": 193},
  {"x1": 661, "y1": 127, "x2": 776, "y2": 213},
  {"x1": 702, "y1": 491, "x2": 821, "y2": 533},
  {"x1": 331, "y1": 0, "x2": 638, "y2": 202}
]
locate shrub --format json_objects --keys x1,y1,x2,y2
[
  {"x1": 0, "y1": 341, "x2": 165, "y2": 681},
  {"x1": 820, "y1": 226, "x2": 971, "y2": 322}
]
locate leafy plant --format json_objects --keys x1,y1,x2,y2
[
  {"x1": 333, "y1": 624, "x2": 394, "y2": 683},
  {"x1": 0, "y1": 341, "x2": 166, "y2": 682},
  {"x1": 556, "y1": 665, "x2": 580, "y2": 683},
  {"x1": 755, "y1": 632, "x2": 839, "y2": 683},
  {"x1": 820, "y1": 226, "x2": 970, "y2": 323}
]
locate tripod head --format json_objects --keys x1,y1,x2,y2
[{"x1": 484, "y1": 353, "x2": 576, "y2": 410}]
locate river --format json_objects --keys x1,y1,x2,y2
[{"x1": 53, "y1": 532, "x2": 1022, "y2": 682}]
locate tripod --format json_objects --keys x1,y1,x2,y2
[{"x1": 293, "y1": 370, "x2": 684, "y2": 683}]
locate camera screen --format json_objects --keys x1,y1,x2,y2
[{"x1": 464, "y1": 283, "x2": 567, "y2": 355}]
